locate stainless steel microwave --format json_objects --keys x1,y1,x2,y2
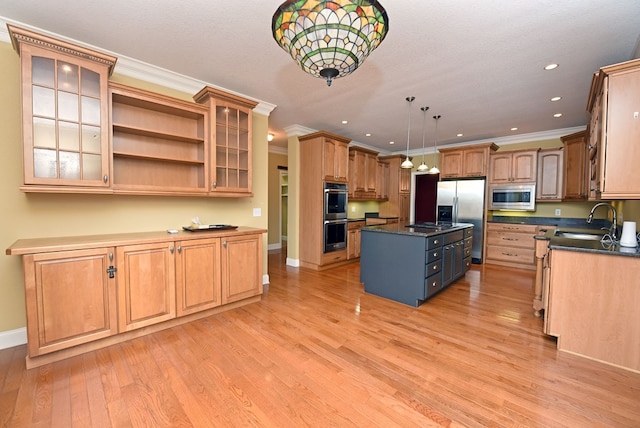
[{"x1": 489, "y1": 184, "x2": 536, "y2": 211}]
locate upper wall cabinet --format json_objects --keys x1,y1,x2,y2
[
  {"x1": 489, "y1": 149, "x2": 538, "y2": 185},
  {"x1": 561, "y1": 130, "x2": 588, "y2": 200},
  {"x1": 9, "y1": 25, "x2": 116, "y2": 192},
  {"x1": 587, "y1": 58, "x2": 640, "y2": 199},
  {"x1": 194, "y1": 87, "x2": 258, "y2": 197},
  {"x1": 439, "y1": 143, "x2": 498, "y2": 179}
]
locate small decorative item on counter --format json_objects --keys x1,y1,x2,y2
[{"x1": 183, "y1": 216, "x2": 237, "y2": 232}]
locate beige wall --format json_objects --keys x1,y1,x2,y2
[
  {"x1": 0, "y1": 41, "x2": 270, "y2": 333},
  {"x1": 268, "y1": 152, "x2": 288, "y2": 246}
]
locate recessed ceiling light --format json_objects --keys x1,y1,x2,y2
[
  {"x1": 553, "y1": 113, "x2": 563, "y2": 118},
  {"x1": 365, "y1": 133, "x2": 372, "y2": 137},
  {"x1": 457, "y1": 133, "x2": 463, "y2": 137},
  {"x1": 544, "y1": 63, "x2": 559, "y2": 70},
  {"x1": 389, "y1": 141, "x2": 395, "y2": 145},
  {"x1": 550, "y1": 96, "x2": 562, "y2": 102},
  {"x1": 511, "y1": 127, "x2": 518, "y2": 131},
  {"x1": 341, "y1": 120, "x2": 348, "y2": 124}
]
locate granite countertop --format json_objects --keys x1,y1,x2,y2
[
  {"x1": 362, "y1": 222, "x2": 473, "y2": 237},
  {"x1": 489, "y1": 216, "x2": 610, "y2": 229},
  {"x1": 536, "y1": 227, "x2": 640, "y2": 258}
]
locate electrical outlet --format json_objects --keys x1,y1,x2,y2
[
  {"x1": 555, "y1": 208, "x2": 561, "y2": 216},
  {"x1": 351, "y1": 206, "x2": 356, "y2": 212},
  {"x1": 253, "y1": 208, "x2": 262, "y2": 217}
]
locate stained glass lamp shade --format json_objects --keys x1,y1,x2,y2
[{"x1": 272, "y1": 0, "x2": 389, "y2": 86}]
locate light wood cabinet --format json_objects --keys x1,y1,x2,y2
[
  {"x1": 347, "y1": 220, "x2": 365, "y2": 260},
  {"x1": 489, "y1": 149, "x2": 538, "y2": 185},
  {"x1": 7, "y1": 227, "x2": 265, "y2": 368},
  {"x1": 379, "y1": 155, "x2": 411, "y2": 224},
  {"x1": 587, "y1": 58, "x2": 640, "y2": 199},
  {"x1": 536, "y1": 148, "x2": 564, "y2": 201},
  {"x1": 116, "y1": 241, "x2": 177, "y2": 332},
  {"x1": 561, "y1": 130, "x2": 588, "y2": 200},
  {"x1": 348, "y1": 146, "x2": 378, "y2": 199},
  {"x1": 9, "y1": 25, "x2": 116, "y2": 191},
  {"x1": 376, "y1": 160, "x2": 390, "y2": 200},
  {"x1": 587, "y1": 85, "x2": 603, "y2": 201},
  {"x1": 175, "y1": 237, "x2": 222, "y2": 316},
  {"x1": 485, "y1": 223, "x2": 539, "y2": 270},
  {"x1": 221, "y1": 234, "x2": 263, "y2": 304},
  {"x1": 299, "y1": 131, "x2": 351, "y2": 270},
  {"x1": 110, "y1": 82, "x2": 209, "y2": 195},
  {"x1": 439, "y1": 143, "x2": 498, "y2": 178},
  {"x1": 194, "y1": 86, "x2": 258, "y2": 196},
  {"x1": 21, "y1": 247, "x2": 117, "y2": 357}
]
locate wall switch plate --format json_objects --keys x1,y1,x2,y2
[
  {"x1": 253, "y1": 208, "x2": 262, "y2": 217},
  {"x1": 555, "y1": 209, "x2": 561, "y2": 216}
]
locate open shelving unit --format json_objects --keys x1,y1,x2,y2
[{"x1": 109, "y1": 82, "x2": 209, "y2": 194}]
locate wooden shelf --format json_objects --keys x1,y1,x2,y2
[
  {"x1": 113, "y1": 150, "x2": 205, "y2": 165},
  {"x1": 113, "y1": 124, "x2": 204, "y2": 144}
]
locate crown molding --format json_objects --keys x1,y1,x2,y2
[
  {"x1": 0, "y1": 17, "x2": 276, "y2": 116},
  {"x1": 283, "y1": 124, "x2": 316, "y2": 137},
  {"x1": 268, "y1": 145, "x2": 288, "y2": 155}
]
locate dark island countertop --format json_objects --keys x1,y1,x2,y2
[
  {"x1": 536, "y1": 227, "x2": 640, "y2": 258},
  {"x1": 362, "y1": 222, "x2": 473, "y2": 237}
]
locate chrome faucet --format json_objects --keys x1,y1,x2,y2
[{"x1": 587, "y1": 202, "x2": 618, "y2": 241}]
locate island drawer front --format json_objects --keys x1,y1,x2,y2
[
  {"x1": 487, "y1": 232, "x2": 535, "y2": 249},
  {"x1": 464, "y1": 257, "x2": 472, "y2": 272},
  {"x1": 427, "y1": 236, "x2": 444, "y2": 249},
  {"x1": 463, "y1": 246, "x2": 472, "y2": 259},
  {"x1": 426, "y1": 248, "x2": 442, "y2": 263},
  {"x1": 426, "y1": 260, "x2": 442, "y2": 276},
  {"x1": 424, "y1": 273, "x2": 443, "y2": 298},
  {"x1": 444, "y1": 230, "x2": 464, "y2": 245},
  {"x1": 464, "y1": 228, "x2": 474, "y2": 238},
  {"x1": 486, "y1": 245, "x2": 535, "y2": 264},
  {"x1": 464, "y1": 237, "x2": 472, "y2": 248}
]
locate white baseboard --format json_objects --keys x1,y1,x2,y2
[
  {"x1": 263, "y1": 274, "x2": 270, "y2": 285},
  {"x1": 286, "y1": 258, "x2": 300, "y2": 267},
  {"x1": 268, "y1": 243, "x2": 282, "y2": 251},
  {"x1": 0, "y1": 327, "x2": 27, "y2": 350}
]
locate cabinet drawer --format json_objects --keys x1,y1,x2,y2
[
  {"x1": 464, "y1": 237, "x2": 472, "y2": 248},
  {"x1": 487, "y1": 223, "x2": 538, "y2": 234},
  {"x1": 464, "y1": 228, "x2": 473, "y2": 238},
  {"x1": 427, "y1": 235, "x2": 444, "y2": 249},
  {"x1": 426, "y1": 259, "x2": 442, "y2": 276},
  {"x1": 426, "y1": 248, "x2": 442, "y2": 263},
  {"x1": 348, "y1": 221, "x2": 365, "y2": 230},
  {"x1": 424, "y1": 273, "x2": 443, "y2": 299},
  {"x1": 444, "y1": 230, "x2": 464, "y2": 244},
  {"x1": 486, "y1": 245, "x2": 535, "y2": 264},
  {"x1": 464, "y1": 257, "x2": 472, "y2": 272},
  {"x1": 463, "y1": 246, "x2": 472, "y2": 259},
  {"x1": 487, "y1": 232, "x2": 535, "y2": 249},
  {"x1": 322, "y1": 250, "x2": 347, "y2": 265}
]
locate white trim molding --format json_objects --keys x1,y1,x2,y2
[{"x1": 0, "y1": 327, "x2": 27, "y2": 350}]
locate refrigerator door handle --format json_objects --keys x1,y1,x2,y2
[{"x1": 453, "y1": 196, "x2": 459, "y2": 223}]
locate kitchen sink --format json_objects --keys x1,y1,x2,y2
[{"x1": 554, "y1": 230, "x2": 606, "y2": 241}]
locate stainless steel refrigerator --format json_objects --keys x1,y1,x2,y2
[{"x1": 436, "y1": 179, "x2": 486, "y2": 263}]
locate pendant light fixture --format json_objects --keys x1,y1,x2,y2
[
  {"x1": 417, "y1": 106, "x2": 430, "y2": 172},
  {"x1": 272, "y1": 0, "x2": 389, "y2": 86},
  {"x1": 429, "y1": 115, "x2": 441, "y2": 174},
  {"x1": 401, "y1": 96, "x2": 415, "y2": 169}
]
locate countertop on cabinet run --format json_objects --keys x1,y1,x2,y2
[
  {"x1": 536, "y1": 227, "x2": 640, "y2": 258},
  {"x1": 363, "y1": 222, "x2": 473, "y2": 237},
  {"x1": 489, "y1": 216, "x2": 610, "y2": 229}
]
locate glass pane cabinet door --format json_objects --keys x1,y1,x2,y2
[
  {"x1": 10, "y1": 25, "x2": 116, "y2": 189},
  {"x1": 214, "y1": 104, "x2": 251, "y2": 192}
]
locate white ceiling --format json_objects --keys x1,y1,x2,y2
[{"x1": 2, "y1": 1, "x2": 640, "y2": 154}]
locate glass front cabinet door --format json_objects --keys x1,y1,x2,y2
[
  {"x1": 194, "y1": 86, "x2": 258, "y2": 197},
  {"x1": 9, "y1": 25, "x2": 116, "y2": 189}
]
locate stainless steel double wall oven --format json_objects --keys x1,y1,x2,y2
[{"x1": 323, "y1": 182, "x2": 348, "y2": 253}]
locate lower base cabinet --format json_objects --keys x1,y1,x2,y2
[{"x1": 8, "y1": 228, "x2": 265, "y2": 368}]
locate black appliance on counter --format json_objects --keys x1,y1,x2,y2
[{"x1": 323, "y1": 182, "x2": 348, "y2": 253}]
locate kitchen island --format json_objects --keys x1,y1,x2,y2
[{"x1": 360, "y1": 223, "x2": 473, "y2": 306}]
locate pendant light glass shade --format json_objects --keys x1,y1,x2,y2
[
  {"x1": 429, "y1": 115, "x2": 441, "y2": 174},
  {"x1": 401, "y1": 96, "x2": 415, "y2": 169},
  {"x1": 272, "y1": 0, "x2": 389, "y2": 86},
  {"x1": 417, "y1": 106, "x2": 430, "y2": 171}
]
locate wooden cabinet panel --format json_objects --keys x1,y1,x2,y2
[
  {"x1": 561, "y1": 130, "x2": 588, "y2": 200},
  {"x1": 536, "y1": 148, "x2": 564, "y2": 201},
  {"x1": 175, "y1": 238, "x2": 222, "y2": 316},
  {"x1": 376, "y1": 160, "x2": 390, "y2": 200},
  {"x1": 9, "y1": 25, "x2": 116, "y2": 191},
  {"x1": 439, "y1": 143, "x2": 498, "y2": 178},
  {"x1": 347, "y1": 220, "x2": 365, "y2": 260},
  {"x1": 221, "y1": 234, "x2": 263, "y2": 304},
  {"x1": 378, "y1": 155, "x2": 410, "y2": 221},
  {"x1": 323, "y1": 138, "x2": 349, "y2": 182},
  {"x1": 22, "y1": 248, "x2": 117, "y2": 357},
  {"x1": 349, "y1": 146, "x2": 379, "y2": 199},
  {"x1": 485, "y1": 223, "x2": 539, "y2": 270},
  {"x1": 116, "y1": 242, "x2": 176, "y2": 332},
  {"x1": 489, "y1": 149, "x2": 538, "y2": 185}
]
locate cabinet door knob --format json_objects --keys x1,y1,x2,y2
[
  {"x1": 177, "y1": 245, "x2": 182, "y2": 253},
  {"x1": 223, "y1": 241, "x2": 227, "y2": 248},
  {"x1": 103, "y1": 174, "x2": 108, "y2": 183},
  {"x1": 170, "y1": 246, "x2": 175, "y2": 254}
]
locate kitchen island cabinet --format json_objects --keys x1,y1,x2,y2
[
  {"x1": 360, "y1": 223, "x2": 472, "y2": 306},
  {"x1": 6, "y1": 227, "x2": 265, "y2": 368}
]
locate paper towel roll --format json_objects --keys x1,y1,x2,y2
[{"x1": 619, "y1": 221, "x2": 637, "y2": 247}]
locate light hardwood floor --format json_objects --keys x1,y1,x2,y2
[{"x1": 1, "y1": 249, "x2": 639, "y2": 427}]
